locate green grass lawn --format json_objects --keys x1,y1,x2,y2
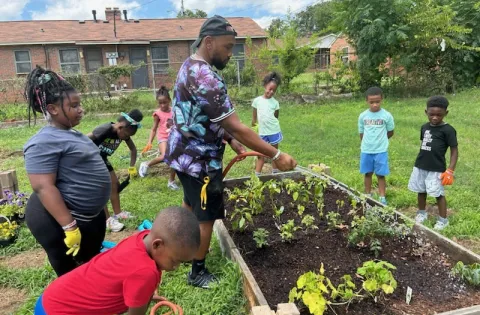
[{"x1": 1, "y1": 88, "x2": 480, "y2": 314}]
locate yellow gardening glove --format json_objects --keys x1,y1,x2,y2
[
  {"x1": 128, "y1": 167, "x2": 138, "y2": 177},
  {"x1": 64, "y1": 227, "x2": 81, "y2": 256},
  {"x1": 141, "y1": 143, "x2": 152, "y2": 154}
]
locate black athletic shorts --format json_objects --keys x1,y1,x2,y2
[
  {"x1": 102, "y1": 155, "x2": 114, "y2": 172},
  {"x1": 176, "y1": 169, "x2": 225, "y2": 222}
]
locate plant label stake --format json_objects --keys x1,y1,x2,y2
[{"x1": 406, "y1": 286, "x2": 412, "y2": 305}]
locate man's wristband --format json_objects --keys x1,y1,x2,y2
[
  {"x1": 62, "y1": 220, "x2": 77, "y2": 231},
  {"x1": 272, "y1": 150, "x2": 281, "y2": 161}
]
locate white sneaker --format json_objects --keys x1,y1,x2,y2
[
  {"x1": 415, "y1": 212, "x2": 428, "y2": 224},
  {"x1": 168, "y1": 181, "x2": 180, "y2": 190},
  {"x1": 434, "y1": 219, "x2": 449, "y2": 230},
  {"x1": 139, "y1": 162, "x2": 149, "y2": 178},
  {"x1": 115, "y1": 211, "x2": 135, "y2": 219},
  {"x1": 106, "y1": 217, "x2": 124, "y2": 232}
]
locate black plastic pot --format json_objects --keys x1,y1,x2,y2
[{"x1": 0, "y1": 234, "x2": 17, "y2": 247}]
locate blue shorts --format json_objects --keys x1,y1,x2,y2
[
  {"x1": 260, "y1": 132, "x2": 283, "y2": 145},
  {"x1": 360, "y1": 152, "x2": 390, "y2": 176},
  {"x1": 34, "y1": 295, "x2": 47, "y2": 315}
]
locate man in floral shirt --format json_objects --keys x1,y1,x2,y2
[{"x1": 165, "y1": 15, "x2": 297, "y2": 288}]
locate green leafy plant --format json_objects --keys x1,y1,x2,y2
[
  {"x1": 451, "y1": 261, "x2": 480, "y2": 286},
  {"x1": 280, "y1": 220, "x2": 300, "y2": 242},
  {"x1": 243, "y1": 174, "x2": 266, "y2": 215},
  {"x1": 288, "y1": 264, "x2": 331, "y2": 315},
  {"x1": 230, "y1": 206, "x2": 254, "y2": 232},
  {"x1": 336, "y1": 199, "x2": 345, "y2": 211},
  {"x1": 326, "y1": 211, "x2": 343, "y2": 230},
  {"x1": 289, "y1": 260, "x2": 397, "y2": 315},
  {"x1": 264, "y1": 179, "x2": 283, "y2": 218},
  {"x1": 253, "y1": 228, "x2": 270, "y2": 248},
  {"x1": 369, "y1": 239, "x2": 382, "y2": 258},
  {"x1": 348, "y1": 206, "x2": 411, "y2": 256},
  {"x1": 301, "y1": 214, "x2": 318, "y2": 232},
  {"x1": 283, "y1": 179, "x2": 310, "y2": 205},
  {"x1": 356, "y1": 260, "x2": 397, "y2": 299}
]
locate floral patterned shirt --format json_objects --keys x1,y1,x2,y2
[{"x1": 165, "y1": 56, "x2": 235, "y2": 178}]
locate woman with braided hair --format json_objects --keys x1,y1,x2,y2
[{"x1": 23, "y1": 66, "x2": 111, "y2": 276}]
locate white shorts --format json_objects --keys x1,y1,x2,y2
[{"x1": 408, "y1": 167, "x2": 445, "y2": 197}]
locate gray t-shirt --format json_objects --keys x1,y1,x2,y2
[{"x1": 24, "y1": 126, "x2": 111, "y2": 217}]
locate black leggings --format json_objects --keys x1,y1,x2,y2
[{"x1": 25, "y1": 193, "x2": 106, "y2": 277}]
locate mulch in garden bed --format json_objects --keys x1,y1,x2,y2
[{"x1": 224, "y1": 183, "x2": 480, "y2": 315}]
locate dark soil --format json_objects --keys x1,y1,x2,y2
[{"x1": 224, "y1": 183, "x2": 480, "y2": 315}]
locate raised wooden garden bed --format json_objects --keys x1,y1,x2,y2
[{"x1": 215, "y1": 168, "x2": 480, "y2": 315}]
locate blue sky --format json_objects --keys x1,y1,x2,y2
[{"x1": 1, "y1": 0, "x2": 318, "y2": 28}]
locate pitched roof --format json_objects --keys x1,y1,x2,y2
[{"x1": 0, "y1": 17, "x2": 266, "y2": 46}]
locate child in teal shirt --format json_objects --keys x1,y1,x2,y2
[
  {"x1": 358, "y1": 87, "x2": 395, "y2": 204},
  {"x1": 252, "y1": 72, "x2": 282, "y2": 175}
]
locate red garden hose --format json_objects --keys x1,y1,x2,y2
[
  {"x1": 150, "y1": 296, "x2": 183, "y2": 315},
  {"x1": 222, "y1": 151, "x2": 267, "y2": 179}
]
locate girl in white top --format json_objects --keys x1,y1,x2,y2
[{"x1": 252, "y1": 72, "x2": 283, "y2": 175}]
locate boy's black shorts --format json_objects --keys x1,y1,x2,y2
[
  {"x1": 176, "y1": 169, "x2": 225, "y2": 222},
  {"x1": 102, "y1": 156, "x2": 114, "y2": 172}
]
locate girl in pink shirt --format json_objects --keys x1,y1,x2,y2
[{"x1": 139, "y1": 86, "x2": 178, "y2": 190}]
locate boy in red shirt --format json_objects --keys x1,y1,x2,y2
[{"x1": 34, "y1": 207, "x2": 200, "y2": 315}]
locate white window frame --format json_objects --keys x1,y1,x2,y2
[
  {"x1": 14, "y1": 50, "x2": 32, "y2": 74},
  {"x1": 151, "y1": 45, "x2": 169, "y2": 74},
  {"x1": 59, "y1": 48, "x2": 81, "y2": 74}
]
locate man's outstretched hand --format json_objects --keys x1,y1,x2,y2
[{"x1": 275, "y1": 153, "x2": 297, "y2": 171}]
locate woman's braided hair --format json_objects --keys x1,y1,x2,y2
[{"x1": 24, "y1": 66, "x2": 75, "y2": 123}]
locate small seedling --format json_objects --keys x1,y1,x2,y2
[
  {"x1": 369, "y1": 238, "x2": 382, "y2": 258},
  {"x1": 297, "y1": 204, "x2": 306, "y2": 216},
  {"x1": 451, "y1": 261, "x2": 480, "y2": 286},
  {"x1": 230, "y1": 207, "x2": 254, "y2": 232},
  {"x1": 301, "y1": 214, "x2": 318, "y2": 232},
  {"x1": 326, "y1": 211, "x2": 343, "y2": 230},
  {"x1": 336, "y1": 199, "x2": 345, "y2": 211},
  {"x1": 280, "y1": 219, "x2": 300, "y2": 242},
  {"x1": 253, "y1": 228, "x2": 269, "y2": 248}
]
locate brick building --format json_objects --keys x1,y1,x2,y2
[
  {"x1": 0, "y1": 8, "x2": 267, "y2": 94},
  {"x1": 309, "y1": 34, "x2": 357, "y2": 69}
]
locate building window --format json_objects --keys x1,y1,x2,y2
[
  {"x1": 151, "y1": 45, "x2": 169, "y2": 74},
  {"x1": 232, "y1": 43, "x2": 245, "y2": 70},
  {"x1": 14, "y1": 50, "x2": 32, "y2": 74},
  {"x1": 59, "y1": 48, "x2": 81, "y2": 74},
  {"x1": 341, "y1": 47, "x2": 349, "y2": 64}
]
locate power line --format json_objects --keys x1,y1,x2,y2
[{"x1": 130, "y1": 0, "x2": 162, "y2": 10}]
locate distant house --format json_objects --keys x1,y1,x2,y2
[
  {"x1": 308, "y1": 34, "x2": 357, "y2": 69},
  {"x1": 0, "y1": 7, "x2": 267, "y2": 92}
]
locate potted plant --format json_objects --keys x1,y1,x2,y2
[
  {"x1": 0, "y1": 216, "x2": 19, "y2": 247},
  {"x1": 0, "y1": 190, "x2": 29, "y2": 221}
]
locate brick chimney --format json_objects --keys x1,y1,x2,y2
[{"x1": 105, "y1": 7, "x2": 121, "y2": 21}]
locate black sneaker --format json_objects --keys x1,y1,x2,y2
[{"x1": 187, "y1": 269, "x2": 219, "y2": 289}]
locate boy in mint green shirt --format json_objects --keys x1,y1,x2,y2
[
  {"x1": 358, "y1": 87, "x2": 395, "y2": 205},
  {"x1": 252, "y1": 72, "x2": 283, "y2": 175}
]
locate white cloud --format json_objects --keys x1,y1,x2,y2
[
  {"x1": 253, "y1": 16, "x2": 277, "y2": 29},
  {"x1": 0, "y1": 0, "x2": 29, "y2": 20},
  {"x1": 30, "y1": 0, "x2": 141, "y2": 20},
  {"x1": 170, "y1": 0, "x2": 315, "y2": 17}
]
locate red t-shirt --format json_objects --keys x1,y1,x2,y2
[
  {"x1": 43, "y1": 230, "x2": 161, "y2": 315},
  {"x1": 153, "y1": 109, "x2": 173, "y2": 141}
]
